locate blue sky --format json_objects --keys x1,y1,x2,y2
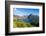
[{"x1": 13, "y1": 8, "x2": 39, "y2": 16}]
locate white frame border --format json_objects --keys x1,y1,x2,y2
[{"x1": 9, "y1": 5, "x2": 43, "y2": 33}]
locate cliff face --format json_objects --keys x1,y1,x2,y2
[{"x1": 28, "y1": 14, "x2": 39, "y2": 23}]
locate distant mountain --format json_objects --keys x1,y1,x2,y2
[
  {"x1": 14, "y1": 14, "x2": 39, "y2": 23},
  {"x1": 14, "y1": 15, "x2": 27, "y2": 19}
]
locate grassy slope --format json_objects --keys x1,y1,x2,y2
[{"x1": 13, "y1": 17, "x2": 33, "y2": 28}]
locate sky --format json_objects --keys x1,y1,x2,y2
[{"x1": 13, "y1": 8, "x2": 39, "y2": 16}]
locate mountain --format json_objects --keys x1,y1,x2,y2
[
  {"x1": 27, "y1": 14, "x2": 39, "y2": 23},
  {"x1": 14, "y1": 15, "x2": 27, "y2": 19},
  {"x1": 14, "y1": 14, "x2": 39, "y2": 23},
  {"x1": 14, "y1": 14, "x2": 39, "y2": 27},
  {"x1": 27, "y1": 14, "x2": 39, "y2": 26}
]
